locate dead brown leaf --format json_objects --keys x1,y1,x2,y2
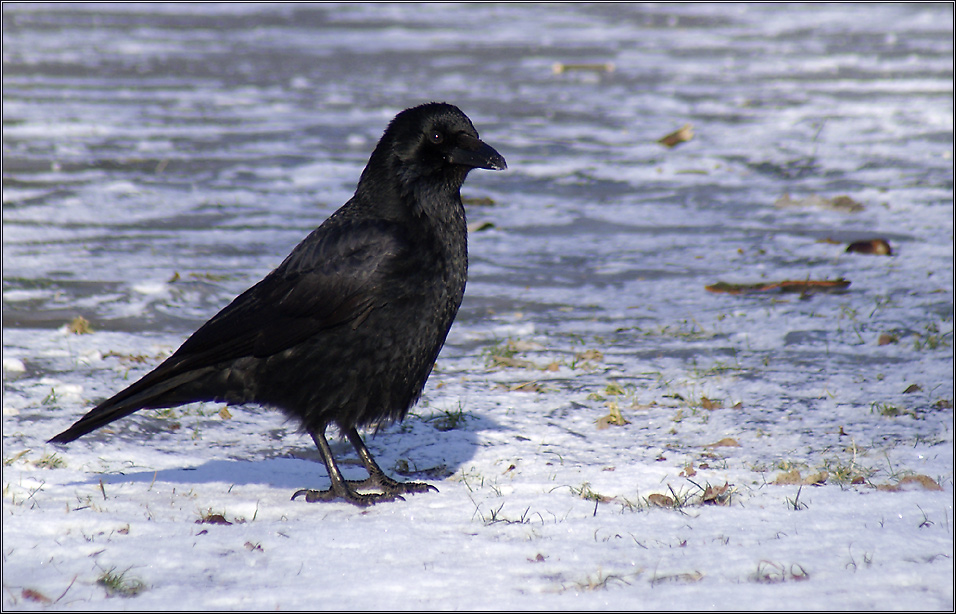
[
  {"x1": 647, "y1": 493, "x2": 675, "y2": 507},
  {"x1": 706, "y1": 279, "x2": 851, "y2": 295},
  {"x1": 505, "y1": 381, "x2": 542, "y2": 393},
  {"x1": 774, "y1": 193, "x2": 865, "y2": 212},
  {"x1": 575, "y1": 349, "x2": 604, "y2": 362},
  {"x1": 706, "y1": 437, "x2": 740, "y2": 448},
  {"x1": 701, "y1": 482, "x2": 732, "y2": 505},
  {"x1": 658, "y1": 123, "x2": 694, "y2": 148},
  {"x1": 877, "y1": 474, "x2": 943, "y2": 492},
  {"x1": 846, "y1": 238, "x2": 892, "y2": 256},
  {"x1": 21, "y1": 589, "x2": 52, "y2": 604},
  {"x1": 67, "y1": 315, "x2": 93, "y2": 334},
  {"x1": 491, "y1": 355, "x2": 538, "y2": 369},
  {"x1": 773, "y1": 469, "x2": 804, "y2": 485},
  {"x1": 467, "y1": 221, "x2": 495, "y2": 233},
  {"x1": 552, "y1": 61, "x2": 615, "y2": 74},
  {"x1": 596, "y1": 404, "x2": 630, "y2": 429},
  {"x1": 196, "y1": 513, "x2": 232, "y2": 526}
]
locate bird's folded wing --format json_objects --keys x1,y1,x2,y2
[{"x1": 167, "y1": 220, "x2": 410, "y2": 370}]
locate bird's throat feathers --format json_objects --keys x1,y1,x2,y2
[{"x1": 355, "y1": 155, "x2": 467, "y2": 225}]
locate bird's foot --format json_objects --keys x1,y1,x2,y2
[
  {"x1": 349, "y1": 472, "x2": 438, "y2": 497},
  {"x1": 291, "y1": 486, "x2": 401, "y2": 507}
]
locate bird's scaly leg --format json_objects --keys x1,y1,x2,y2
[
  {"x1": 345, "y1": 427, "x2": 438, "y2": 496},
  {"x1": 291, "y1": 427, "x2": 401, "y2": 506}
]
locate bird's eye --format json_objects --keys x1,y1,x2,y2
[{"x1": 428, "y1": 130, "x2": 444, "y2": 145}]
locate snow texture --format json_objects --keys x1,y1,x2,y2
[{"x1": 3, "y1": 3, "x2": 953, "y2": 610}]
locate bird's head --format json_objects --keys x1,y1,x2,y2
[{"x1": 366, "y1": 102, "x2": 506, "y2": 193}]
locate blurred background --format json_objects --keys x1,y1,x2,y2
[{"x1": 3, "y1": 2, "x2": 953, "y2": 452}]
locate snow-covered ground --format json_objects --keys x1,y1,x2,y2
[{"x1": 3, "y1": 3, "x2": 953, "y2": 610}]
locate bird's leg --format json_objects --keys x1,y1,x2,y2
[
  {"x1": 291, "y1": 427, "x2": 400, "y2": 506},
  {"x1": 345, "y1": 427, "x2": 438, "y2": 496}
]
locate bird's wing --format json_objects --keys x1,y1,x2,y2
[
  {"x1": 49, "y1": 219, "x2": 412, "y2": 445},
  {"x1": 168, "y1": 218, "x2": 411, "y2": 370}
]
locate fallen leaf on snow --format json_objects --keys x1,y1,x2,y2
[
  {"x1": 706, "y1": 437, "x2": 740, "y2": 448},
  {"x1": 658, "y1": 123, "x2": 694, "y2": 148},
  {"x1": 196, "y1": 513, "x2": 232, "y2": 526},
  {"x1": 773, "y1": 469, "x2": 804, "y2": 485},
  {"x1": 21, "y1": 589, "x2": 52, "y2": 604},
  {"x1": 877, "y1": 474, "x2": 943, "y2": 492},
  {"x1": 647, "y1": 493, "x2": 675, "y2": 507},
  {"x1": 575, "y1": 349, "x2": 604, "y2": 362},
  {"x1": 596, "y1": 404, "x2": 630, "y2": 429},
  {"x1": 68, "y1": 315, "x2": 93, "y2": 334},
  {"x1": 679, "y1": 462, "x2": 696, "y2": 477},
  {"x1": 846, "y1": 238, "x2": 892, "y2": 256},
  {"x1": 499, "y1": 381, "x2": 542, "y2": 393},
  {"x1": 706, "y1": 279, "x2": 851, "y2": 295},
  {"x1": 552, "y1": 61, "x2": 615, "y2": 74},
  {"x1": 701, "y1": 482, "x2": 733, "y2": 505},
  {"x1": 490, "y1": 355, "x2": 538, "y2": 369},
  {"x1": 467, "y1": 221, "x2": 496, "y2": 233},
  {"x1": 774, "y1": 193, "x2": 864, "y2": 212}
]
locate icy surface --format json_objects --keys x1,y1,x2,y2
[{"x1": 2, "y1": 3, "x2": 953, "y2": 610}]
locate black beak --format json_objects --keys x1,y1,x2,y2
[{"x1": 448, "y1": 133, "x2": 507, "y2": 171}]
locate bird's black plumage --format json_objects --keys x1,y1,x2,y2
[{"x1": 49, "y1": 102, "x2": 506, "y2": 506}]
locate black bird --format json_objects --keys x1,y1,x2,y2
[{"x1": 49, "y1": 102, "x2": 506, "y2": 506}]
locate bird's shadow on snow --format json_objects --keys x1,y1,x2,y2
[{"x1": 79, "y1": 412, "x2": 500, "y2": 491}]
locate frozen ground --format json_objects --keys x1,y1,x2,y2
[{"x1": 2, "y1": 3, "x2": 953, "y2": 610}]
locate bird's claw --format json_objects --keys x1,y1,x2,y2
[
  {"x1": 348, "y1": 474, "x2": 438, "y2": 497},
  {"x1": 389, "y1": 480, "x2": 438, "y2": 496},
  {"x1": 291, "y1": 474, "x2": 436, "y2": 506},
  {"x1": 291, "y1": 487, "x2": 403, "y2": 507}
]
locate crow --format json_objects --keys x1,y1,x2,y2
[{"x1": 49, "y1": 102, "x2": 506, "y2": 506}]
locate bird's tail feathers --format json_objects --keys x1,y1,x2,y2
[{"x1": 48, "y1": 368, "x2": 208, "y2": 444}]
